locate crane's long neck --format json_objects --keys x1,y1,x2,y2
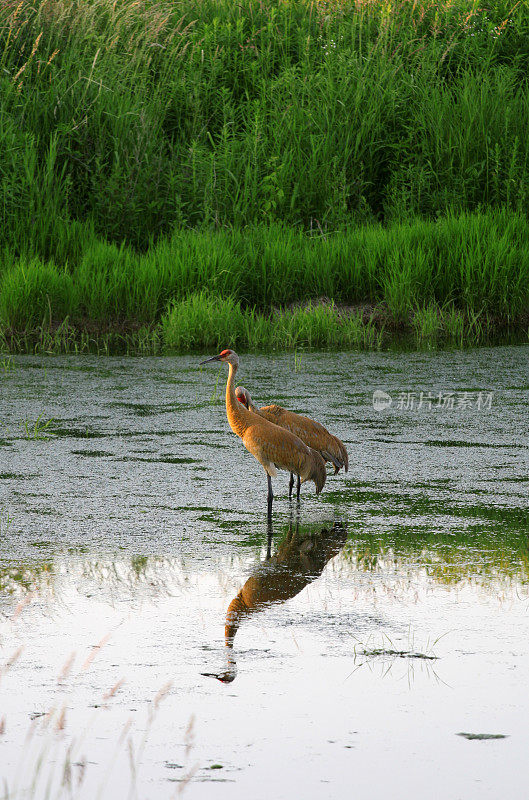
[
  {"x1": 225, "y1": 362, "x2": 251, "y2": 439},
  {"x1": 225, "y1": 591, "x2": 249, "y2": 648}
]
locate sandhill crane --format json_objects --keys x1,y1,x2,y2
[
  {"x1": 200, "y1": 349, "x2": 326, "y2": 517},
  {"x1": 201, "y1": 519, "x2": 347, "y2": 682},
  {"x1": 235, "y1": 386, "x2": 348, "y2": 499}
]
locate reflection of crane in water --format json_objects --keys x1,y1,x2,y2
[
  {"x1": 202, "y1": 519, "x2": 348, "y2": 683},
  {"x1": 235, "y1": 386, "x2": 348, "y2": 500},
  {"x1": 200, "y1": 350, "x2": 326, "y2": 517}
]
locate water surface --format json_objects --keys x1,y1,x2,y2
[{"x1": 0, "y1": 348, "x2": 528, "y2": 798}]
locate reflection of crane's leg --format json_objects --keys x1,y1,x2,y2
[
  {"x1": 296, "y1": 474, "x2": 301, "y2": 500},
  {"x1": 293, "y1": 501, "x2": 301, "y2": 529},
  {"x1": 267, "y1": 473, "x2": 274, "y2": 518},
  {"x1": 288, "y1": 472, "x2": 294, "y2": 498}
]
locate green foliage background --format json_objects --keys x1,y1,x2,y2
[{"x1": 0, "y1": 0, "x2": 528, "y2": 349}]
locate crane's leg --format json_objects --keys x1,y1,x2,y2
[
  {"x1": 267, "y1": 473, "x2": 274, "y2": 519},
  {"x1": 296, "y1": 474, "x2": 301, "y2": 500},
  {"x1": 266, "y1": 518, "x2": 273, "y2": 559},
  {"x1": 288, "y1": 472, "x2": 294, "y2": 499}
]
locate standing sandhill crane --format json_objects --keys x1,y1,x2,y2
[
  {"x1": 201, "y1": 519, "x2": 348, "y2": 682},
  {"x1": 200, "y1": 349, "x2": 326, "y2": 517},
  {"x1": 235, "y1": 386, "x2": 348, "y2": 500}
]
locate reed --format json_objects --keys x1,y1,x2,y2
[
  {"x1": 0, "y1": 210, "x2": 528, "y2": 338},
  {"x1": 0, "y1": 0, "x2": 528, "y2": 352},
  {"x1": 161, "y1": 293, "x2": 384, "y2": 351},
  {"x1": 0, "y1": 0, "x2": 528, "y2": 253}
]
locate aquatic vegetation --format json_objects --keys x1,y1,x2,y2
[
  {"x1": 352, "y1": 630, "x2": 441, "y2": 663},
  {"x1": 47, "y1": 425, "x2": 105, "y2": 439},
  {"x1": 348, "y1": 630, "x2": 444, "y2": 684},
  {"x1": 70, "y1": 450, "x2": 112, "y2": 458},
  {"x1": 339, "y1": 513, "x2": 529, "y2": 589},
  {"x1": 457, "y1": 733, "x2": 509, "y2": 741},
  {"x1": 22, "y1": 415, "x2": 55, "y2": 440},
  {"x1": 0, "y1": 356, "x2": 15, "y2": 372},
  {"x1": 0, "y1": 508, "x2": 13, "y2": 535}
]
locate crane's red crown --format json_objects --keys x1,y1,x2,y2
[{"x1": 199, "y1": 349, "x2": 238, "y2": 367}]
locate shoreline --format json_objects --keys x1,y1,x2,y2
[{"x1": 2, "y1": 300, "x2": 527, "y2": 355}]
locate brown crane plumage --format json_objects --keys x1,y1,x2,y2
[
  {"x1": 200, "y1": 349, "x2": 326, "y2": 516},
  {"x1": 235, "y1": 385, "x2": 348, "y2": 498}
]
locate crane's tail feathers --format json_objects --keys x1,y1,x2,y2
[{"x1": 309, "y1": 449, "x2": 327, "y2": 494}]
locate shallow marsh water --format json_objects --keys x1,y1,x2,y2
[{"x1": 0, "y1": 347, "x2": 528, "y2": 799}]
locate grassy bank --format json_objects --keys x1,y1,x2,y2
[
  {"x1": 0, "y1": 299, "x2": 517, "y2": 354},
  {"x1": 0, "y1": 0, "x2": 528, "y2": 352},
  {"x1": 0, "y1": 210, "x2": 528, "y2": 353}
]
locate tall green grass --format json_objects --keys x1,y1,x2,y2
[
  {"x1": 0, "y1": 209, "x2": 527, "y2": 352},
  {"x1": 161, "y1": 293, "x2": 383, "y2": 351},
  {"x1": 1, "y1": 210, "x2": 528, "y2": 328},
  {"x1": 0, "y1": 0, "x2": 528, "y2": 254},
  {"x1": 1, "y1": 0, "x2": 528, "y2": 352}
]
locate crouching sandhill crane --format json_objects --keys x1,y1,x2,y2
[
  {"x1": 200, "y1": 349, "x2": 326, "y2": 517},
  {"x1": 235, "y1": 386, "x2": 348, "y2": 499}
]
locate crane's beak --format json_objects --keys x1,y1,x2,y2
[
  {"x1": 199, "y1": 354, "x2": 221, "y2": 365},
  {"x1": 200, "y1": 671, "x2": 236, "y2": 684}
]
